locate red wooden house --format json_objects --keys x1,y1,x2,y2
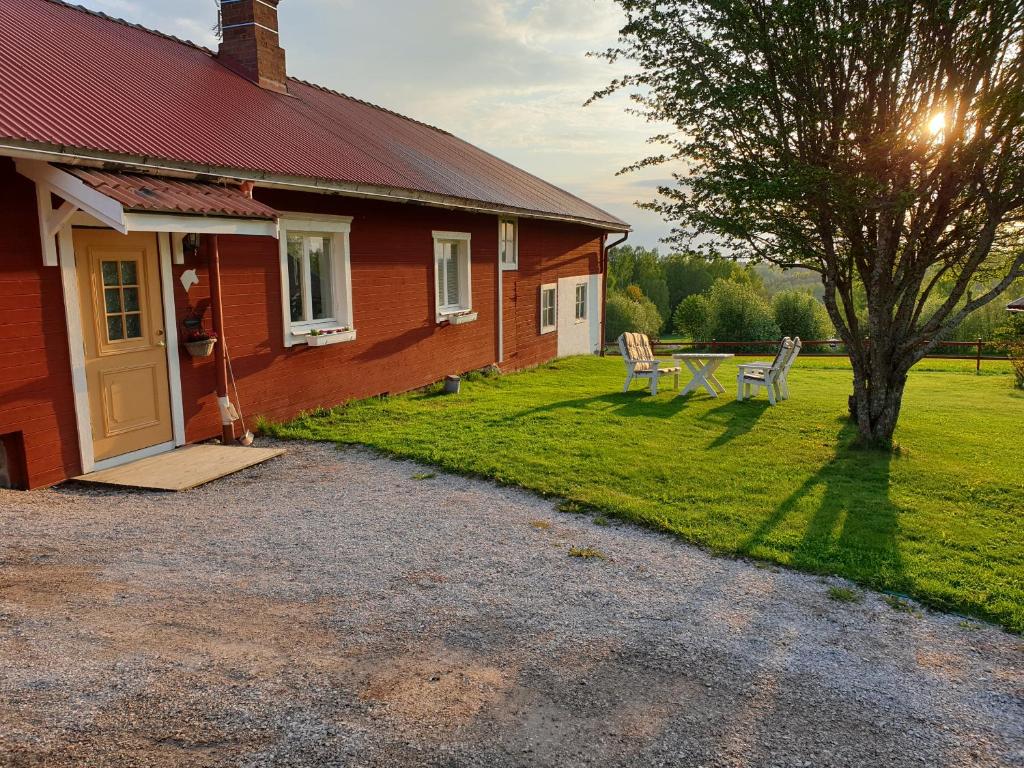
[{"x1": 0, "y1": 0, "x2": 629, "y2": 489}]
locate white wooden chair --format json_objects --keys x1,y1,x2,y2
[
  {"x1": 777, "y1": 336, "x2": 802, "y2": 399},
  {"x1": 617, "y1": 332, "x2": 681, "y2": 396},
  {"x1": 736, "y1": 337, "x2": 795, "y2": 405}
]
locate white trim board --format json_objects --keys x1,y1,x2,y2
[
  {"x1": 158, "y1": 232, "x2": 187, "y2": 447},
  {"x1": 57, "y1": 225, "x2": 94, "y2": 472},
  {"x1": 124, "y1": 212, "x2": 278, "y2": 238}
]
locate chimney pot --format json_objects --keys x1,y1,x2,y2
[{"x1": 217, "y1": 0, "x2": 288, "y2": 94}]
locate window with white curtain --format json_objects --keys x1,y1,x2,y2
[
  {"x1": 540, "y1": 283, "x2": 557, "y2": 334},
  {"x1": 574, "y1": 282, "x2": 588, "y2": 321},
  {"x1": 433, "y1": 231, "x2": 473, "y2": 322},
  {"x1": 278, "y1": 215, "x2": 354, "y2": 347},
  {"x1": 499, "y1": 218, "x2": 517, "y2": 269}
]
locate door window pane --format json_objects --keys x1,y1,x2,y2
[
  {"x1": 122, "y1": 287, "x2": 139, "y2": 312},
  {"x1": 120, "y1": 260, "x2": 137, "y2": 286},
  {"x1": 104, "y1": 288, "x2": 122, "y2": 313},
  {"x1": 125, "y1": 313, "x2": 142, "y2": 339},
  {"x1": 106, "y1": 316, "x2": 124, "y2": 341},
  {"x1": 101, "y1": 261, "x2": 119, "y2": 286}
]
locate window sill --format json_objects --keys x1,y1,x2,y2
[
  {"x1": 292, "y1": 328, "x2": 357, "y2": 347},
  {"x1": 438, "y1": 311, "x2": 478, "y2": 326},
  {"x1": 540, "y1": 326, "x2": 556, "y2": 335}
]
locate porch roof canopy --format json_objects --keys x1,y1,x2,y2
[
  {"x1": 65, "y1": 168, "x2": 279, "y2": 221},
  {"x1": 16, "y1": 159, "x2": 279, "y2": 265},
  {"x1": 1009, "y1": 297, "x2": 1024, "y2": 313}
]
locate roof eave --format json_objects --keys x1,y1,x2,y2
[{"x1": 0, "y1": 140, "x2": 632, "y2": 233}]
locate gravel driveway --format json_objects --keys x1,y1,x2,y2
[{"x1": 0, "y1": 441, "x2": 1020, "y2": 767}]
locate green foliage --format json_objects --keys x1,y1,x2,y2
[
  {"x1": 704, "y1": 280, "x2": 780, "y2": 341},
  {"x1": 266, "y1": 355, "x2": 1023, "y2": 632},
  {"x1": 756, "y1": 264, "x2": 825, "y2": 299},
  {"x1": 672, "y1": 293, "x2": 710, "y2": 340},
  {"x1": 624, "y1": 284, "x2": 645, "y2": 302},
  {"x1": 606, "y1": 290, "x2": 664, "y2": 341},
  {"x1": 608, "y1": 246, "x2": 671, "y2": 325},
  {"x1": 673, "y1": 280, "x2": 782, "y2": 341},
  {"x1": 772, "y1": 290, "x2": 833, "y2": 340},
  {"x1": 664, "y1": 252, "x2": 762, "y2": 307}
]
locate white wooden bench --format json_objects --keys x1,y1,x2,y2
[{"x1": 617, "y1": 332, "x2": 681, "y2": 396}]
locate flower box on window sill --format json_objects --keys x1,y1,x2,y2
[
  {"x1": 295, "y1": 327, "x2": 357, "y2": 347},
  {"x1": 439, "y1": 311, "x2": 478, "y2": 326}
]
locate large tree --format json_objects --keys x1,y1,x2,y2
[{"x1": 594, "y1": 0, "x2": 1024, "y2": 445}]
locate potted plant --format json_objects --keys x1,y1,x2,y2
[
  {"x1": 184, "y1": 328, "x2": 217, "y2": 358},
  {"x1": 306, "y1": 327, "x2": 351, "y2": 346}
]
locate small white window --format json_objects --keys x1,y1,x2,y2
[
  {"x1": 574, "y1": 283, "x2": 587, "y2": 322},
  {"x1": 540, "y1": 283, "x2": 557, "y2": 334},
  {"x1": 279, "y1": 215, "x2": 354, "y2": 347},
  {"x1": 499, "y1": 218, "x2": 517, "y2": 270},
  {"x1": 433, "y1": 231, "x2": 475, "y2": 324}
]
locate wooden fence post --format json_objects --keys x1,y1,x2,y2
[
  {"x1": 977, "y1": 338, "x2": 983, "y2": 373},
  {"x1": 711, "y1": 338, "x2": 717, "y2": 355}
]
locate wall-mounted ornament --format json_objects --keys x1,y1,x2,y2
[{"x1": 180, "y1": 268, "x2": 199, "y2": 293}]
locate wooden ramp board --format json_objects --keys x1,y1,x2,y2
[{"x1": 75, "y1": 444, "x2": 286, "y2": 491}]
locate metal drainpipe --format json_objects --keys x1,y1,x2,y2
[
  {"x1": 207, "y1": 234, "x2": 235, "y2": 444},
  {"x1": 600, "y1": 231, "x2": 629, "y2": 356}
]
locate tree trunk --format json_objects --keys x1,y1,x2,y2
[{"x1": 850, "y1": 351, "x2": 909, "y2": 448}]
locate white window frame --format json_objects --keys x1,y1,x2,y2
[
  {"x1": 433, "y1": 230, "x2": 475, "y2": 324},
  {"x1": 278, "y1": 214, "x2": 355, "y2": 348},
  {"x1": 574, "y1": 282, "x2": 588, "y2": 323},
  {"x1": 540, "y1": 282, "x2": 557, "y2": 335},
  {"x1": 498, "y1": 217, "x2": 518, "y2": 270}
]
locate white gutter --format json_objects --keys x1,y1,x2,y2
[{"x1": 0, "y1": 141, "x2": 632, "y2": 234}]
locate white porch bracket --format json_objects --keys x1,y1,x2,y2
[{"x1": 16, "y1": 159, "x2": 127, "y2": 266}]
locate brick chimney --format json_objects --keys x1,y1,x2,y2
[{"x1": 217, "y1": 0, "x2": 288, "y2": 94}]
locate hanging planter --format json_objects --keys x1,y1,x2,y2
[{"x1": 184, "y1": 330, "x2": 218, "y2": 358}]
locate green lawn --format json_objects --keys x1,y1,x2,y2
[{"x1": 266, "y1": 356, "x2": 1024, "y2": 633}]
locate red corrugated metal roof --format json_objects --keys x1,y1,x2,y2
[
  {"x1": 0, "y1": 0, "x2": 628, "y2": 230},
  {"x1": 66, "y1": 167, "x2": 278, "y2": 219}
]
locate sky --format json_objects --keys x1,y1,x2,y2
[{"x1": 74, "y1": 0, "x2": 673, "y2": 247}]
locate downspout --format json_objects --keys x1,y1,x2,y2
[
  {"x1": 497, "y1": 243, "x2": 503, "y2": 366},
  {"x1": 600, "y1": 231, "x2": 629, "y2": 356},
  {"x1": 207, "y1": 234, "x2": 236, "y2": 444}
]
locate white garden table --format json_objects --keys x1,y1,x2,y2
[{"x1": 672, "y1": 353, "x2": 735, "y2": 398}]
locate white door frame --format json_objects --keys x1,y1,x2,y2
[{"x1": 58, "y1": 225, "x2": 186, "y2": 474}]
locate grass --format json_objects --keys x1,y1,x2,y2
[
  {"x1": 827, "y1": 586, "x2": 863, "y2": 604},
  {"x1": 568, "y1": 546, "x2": 607, "y2": 560},
  {"x1": 265, "y1": 355, "x2": 1023, "y2": 633}
]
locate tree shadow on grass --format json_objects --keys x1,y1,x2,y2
[
  {"x1": 506, "y1": 389, "x2": 696, "y2": 422},
  {"x1": 700, "y1": 399, "x2": 772, "y2": 448},
  {"x1": 738, "y1": 419, "x2": 904, "y2": 592}
]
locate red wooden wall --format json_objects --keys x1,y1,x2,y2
[
  {"x1": 0, "y1": 167, "x2": 604, "y2": 486},
  {"x1": 0, "y1": 159, "x2": 81, "y2": 488}
]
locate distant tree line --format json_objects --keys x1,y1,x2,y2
[
  {"x1": 605, "y1": 246, "x2": 1022, "y2": 347},
  {"x1": 605, "y1": 246, "x2": 832, "y2": 342}
]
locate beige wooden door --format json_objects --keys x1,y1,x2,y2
[{"x1": 75, "y1": 229, "x2": 172, "y2": 462}]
